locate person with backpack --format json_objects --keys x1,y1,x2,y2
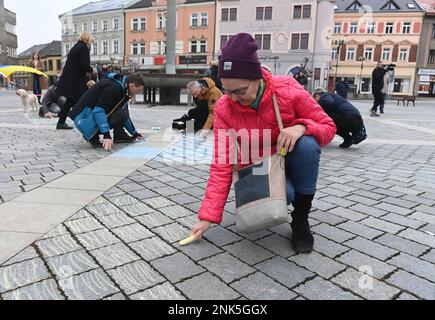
[{"x1": 68, "y1": 73, "x2": 145, "y2": 150}]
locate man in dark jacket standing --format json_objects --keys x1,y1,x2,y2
[
  {"x1": 314, "y1": 90, "x2": 365, "y2": 149},
  {"x1": 370, "y1": 62, "x2": 387, "y2": 117},
  {"x1": 56, "y1": 32, "x2": 96, "y2": 130},
  {"x1": 335, "y1": 78, "x2": 350, "y2": 99},
  {"x1": 69, "y1": 73, "x2": 145, "y2": 150}
]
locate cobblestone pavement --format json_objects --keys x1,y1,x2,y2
[
  {"x1": 0, "y1": 92, "x2": 190, "y2": 203},
  {"x1": 1, "y1": 94, "x2": 435, "y2": 300}
]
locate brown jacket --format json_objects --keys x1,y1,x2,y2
[
  {"x1": 197, "y1": 77, "x2": 223, "y2": 130},
  {"x1": 28, "y1": 60, "x2": 45, "y2": 72}
]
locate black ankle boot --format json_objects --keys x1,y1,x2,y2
[{"x1": 291, "y1": 193, "x2": 315, "y2": 254}]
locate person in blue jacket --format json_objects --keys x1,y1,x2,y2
[
  {"x1": 313, "y1": 89, "x2": 365, "y2": 149},
  {"x1": 69, "y1": 73, "x2": 145, "y2": 150}
]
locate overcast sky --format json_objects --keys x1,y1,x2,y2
[{"x1": 5, "y1": 0, "x2": 91, "y2": 54}]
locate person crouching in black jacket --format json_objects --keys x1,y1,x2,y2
[
  {"x1": 69, "y1": 73, "x2": 145, "y2": 151},
  {"x1": 313, "y1": 89, "x2": 365, "y2": 149}
]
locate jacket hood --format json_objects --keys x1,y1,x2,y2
[
  {"x1": 108, "y1": 73, "x2": 128, "y2": 90},
  {"x1": 202, "y1": 77, "x2": 217, "y2": 90}
]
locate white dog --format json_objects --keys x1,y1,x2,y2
[{"x1": 16, "y1": 89, "x2": 39, "y2": 113}]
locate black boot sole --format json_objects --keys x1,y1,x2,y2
[{"x1": 291, "y1": 240, "x2": 314, "y2": 254}]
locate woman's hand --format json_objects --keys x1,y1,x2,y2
[
  {"x1": 192, "y1": 220, "x2": 211, "y2": 238},
  {"x1": 277, "y1": 125, "x2": 306, "y2": 156}
]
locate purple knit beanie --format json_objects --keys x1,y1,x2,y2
[{"x1": 219, "y1": 33, "x2": 263, "y2": 80}]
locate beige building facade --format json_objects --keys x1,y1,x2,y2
[{"x1": 331, "y1": 0, "x2": 424, "y2": 96}]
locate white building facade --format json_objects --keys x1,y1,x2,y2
[
  {"x1": 215, "y1": 0, "x2": 335, "y2": 90},
  {"x1": 59, "y1": 0, "x2": 137, "y2": 67}
]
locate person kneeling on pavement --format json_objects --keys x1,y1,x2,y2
[
  {"x1": 69, "y1": 73, "x2": 145, "y2": 150},
  {"x1": 313, "y1": 89, "x2": 365, "y2": 149},
  {"x1": 173, "y1": 78, "x2": 223, "y2": 135},
  {"x1": 39, "y1": 83, "x2": 66, "y2": 119}
]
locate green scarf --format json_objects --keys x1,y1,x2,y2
[{"x1": 251, "y1": 80, "x2": 265, "y2": 111}]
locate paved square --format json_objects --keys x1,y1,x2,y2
[{"x1": 1, "y1": 96, "x2": 435, "y2": 300}]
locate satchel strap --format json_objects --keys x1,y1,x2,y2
[{"x1": 272, "y1": 95, "x2": 284, "y2": 133}]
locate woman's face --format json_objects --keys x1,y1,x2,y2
[{"x1": 221, "y1": 78, "x2": 260, "y2": 107}]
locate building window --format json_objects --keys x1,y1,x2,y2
[
  {"x1": 382, "y1": 48, "x2": 391, "y2": 61},
  {"x1": 347, "y1": 1, "x2": 361, "y2": 11},
  {"x1": 113, "y1": 40, "x2": 119, "y2": 54},
  {"x1": 157, "y1": 41, "x2": 166, "y2": 55},
  {"x1": 157, "y1": 13, "x2": 167, "y2": 29},
  {"x1": 65, "y1": 44, "x2": 70, "y2": 55},
  {"x1": 191, "y1": 13, "x2": 207, "y2": 27},
  {"x1": 57, "y1": 60, "x2": 61, "y2": 71},
  {"x1": 399, "y1": 48, "x2": 408, "y2": 61},
  {"x1": 432, "y1": 24, "x2": 435, "y2": 38},
  {"x1": 92, "y1": 42, "x2": 98, "y2": 55},
  {"x1": 347, "y1": 48, "x2": 355, "y2": 60},
  {"x1": 48, "y1": 60, "x2": 53, "y2": 71},
  {"x1": 132, "y1": 18, "x2": 139, "y2": 31},
  {"x1": 103, "y1": 41, "x2": 108, "y2": 55},
  {"x1": 201, "y1": 13, "x2": 208, "y2": 26},
  {"x1": 332, "y1": 48, "x2": 338, "y2": 60},
  {"x1": 5, "y1": 22, "x2": 16, "y2": 35},
  {"x1": 113, "y1": 18, "x2": 119, "y2": 30},
  {"x1": 361, "y1": 78, "x2": 371, "y2": 92},
  {"x1": 102, "y1": 20, "x2": 108, "y2": 31},
  {"x1": 385, "y1": 22, "x2": 394, "y2": 34},
  {"x1": 256, "y1": 6, "x2": 272, "y2": 20},
  {"x1": 292, "y1": 34, "x2": 300, "y2": 50},
  {"x1": 82, "y1": 22, "x2": 88, "y2": 32},
  {"x1": 393, "y1": 79, "x2": 410, "y2": 93},
  {"x1": 141, "y1": 18, "x2": 146, "y2": 31},
  {"x1": 139, "y1": 43, "x2": 146, "y2": 55},
  {"x1": 303, "y1": 5, "x2": 312, "y2": 18},
  {"x1": 293, "y1": 5, "x2": 302, "y2": 18},
  {"x1": 222, "y1": 8, "x2": 237, "y2": 21},
  {"x1": 428, "y1": 50, "x2": 435, "y2": 64},
  {"x1": 402, "y1": 22, "x2": 411, "y2": 34},
  {"x1": 300, "y1": 33, "x2": 309, "y2": 49},
  {"x1": 367, "y1": 22, "x2": 375, "y2": 34},
  {"x1": 220, "y1": 35, "x2": 232, "y2": 50},
  {"x1": 254, "y1": 34, "x2": 271, "y2": 50},
  {"x1": 294, "y1": 5, "x2": 311, "y2": 19},
  {"x1": 92, "y1": 21, "x2": 98, "y2": 31},
  {"x1": 291, "y1": 33, "x2": 309, "y2": 50},
  {"x1": 132, "y1": 17, "x2": 146, "y2": 31},
  {"x1": 73, "y1": 23, "x2": 78, "y2": 34},
  {"x1": 132, "y1": 43, "x2": 145, "y2": 55},
  {"x1": 349, "y1": 23, "x2": 358, "y2": 34},
  {"x1": 190, "y1": 40, "x2": 207, "y2": 53},
  {"x1": 132, "y1": 43, "x2": 138, "y2": 55},
  {"x1": 364, "y1": 47, "x2": 373, "y2": 60},
  {"x1": 334, "y1": 23, "x2": 341, "y2": 34},
  {"x1": 191, "y1": 13, "x2": 199, "y2": 27}
]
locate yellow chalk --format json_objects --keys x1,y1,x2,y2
[{"x1": 179, "y1": 235, "x2": 198, "y2": 246}]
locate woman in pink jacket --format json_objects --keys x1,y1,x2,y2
[{"x1": 192, "y1": 33, "x2": 337, "y2": 254}]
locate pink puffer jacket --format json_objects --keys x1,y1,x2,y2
[{"x1": 199, "y1": 70, "x2": 337, "y2": 224}]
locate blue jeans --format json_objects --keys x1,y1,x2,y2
[
  {"x1": 285, "y1": 136, "x2": 321, "y2": 205},
  {"x1": 33, "y1": 75, "x2": 42, "y2": 97}
]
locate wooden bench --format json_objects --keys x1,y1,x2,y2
[{"x1": 391, "y1": 95, "x2": 417, "y2": 107}]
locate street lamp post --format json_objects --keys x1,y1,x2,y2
[
  {"x1": 358, "y1": 56, "x2": 366, "y2": 95},
  {"x1": 272, "y1": 56, "x2": 280, "y2": 76},
  {"x1": 332, "y1": 39, "x2": 346, "y2": 92}
]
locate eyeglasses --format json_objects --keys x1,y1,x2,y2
[{"x1": 223, "y1": 81, "x2": 253, "y2": 96}]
